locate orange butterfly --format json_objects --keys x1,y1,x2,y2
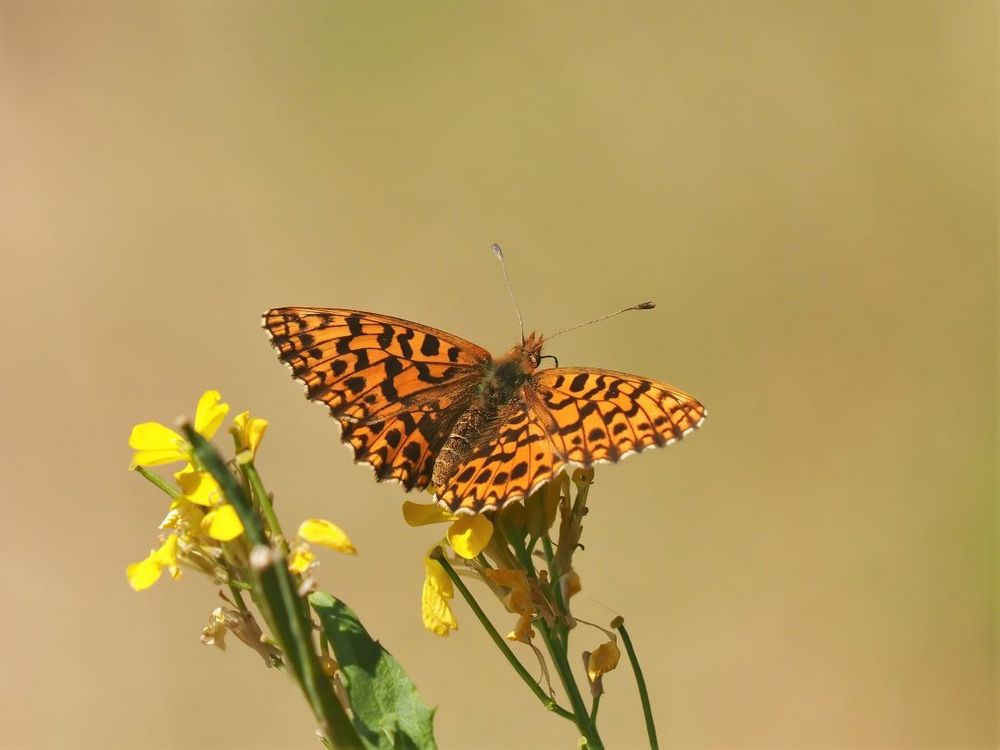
[{"x1": 263, "y1": 253, "x2": 706, "y2": 514}]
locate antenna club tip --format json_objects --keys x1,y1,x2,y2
[
  {"x1": 637, "y1": 301, "x2": 656, "y2": 310},
  {"x1": 491, "y1": 242, "x2": 503, "y2": 258}
]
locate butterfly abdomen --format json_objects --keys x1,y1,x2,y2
[{"x1": 432, "y1": 405, "x2": 490, "y2": 486}]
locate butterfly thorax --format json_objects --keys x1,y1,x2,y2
[{"x1": 430, "y1": 333, "x2": 544, "y2": 487}]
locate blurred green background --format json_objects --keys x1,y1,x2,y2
[{"x1": 1, "y1": 2, "x2": 995, "y2": 748}]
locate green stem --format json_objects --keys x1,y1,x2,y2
[
  {"x1": 432, "y1": 549, "x2": 575, "y2": 722},
  {"x1": 537, "y1": 619, "x2": 604, "y2": 750},
  {"x1": 590, "y1": 694, "x2": 601, "y2": 724},
  {"x1": 227, "y1": 584, "x2": 250, "y2": 612},
  {"x1": 615, "y1": 619, "x2": 659, "y2": 750},
  {"x1": 184, "y1": 425, "x2": 362, "y2": 750},
  {"x1": 540, "y1": 534, "x2": 570, "y2": 656},
  {"x1": 135, "y1": 466, "x2": 181, "y2": 498},
  {"x1": 239, "y1": 457, "x2": 289, "y2": 555}
]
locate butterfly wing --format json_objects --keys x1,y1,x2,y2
[
  {"x1": 529, "y1": 367, "x2": 706, "y2": 463},
  {"x1": 263, "y1": 307, "x2": 490, "y2": 489},
  {"x1": 436, "y1": 367, "x2": 706, "y2": 513},
  {"x1": 435, "y1": 402, "x2": 559, "y2": 513}
]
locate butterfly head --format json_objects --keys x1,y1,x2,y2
[{"x1": 507, "y1": 331, "x2": 544, "y2": 374}]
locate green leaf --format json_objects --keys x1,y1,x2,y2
[{"x1": 310, "y1": 592, "x2": 438, "y2": 750}]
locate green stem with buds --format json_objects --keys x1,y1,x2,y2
[
  {"x1": 432, "y1": 549, "x2": 575, "y2": 721},
  {"x1": 504, "y1": 527, "x2": 603, "y2": 750},
  {"x1": 184, "y1": 425, "x2": 362, "y2": 750}
]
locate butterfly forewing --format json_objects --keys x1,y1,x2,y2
[{"x1": 263, "y1": 307, "x2": 490, "y2": 489}]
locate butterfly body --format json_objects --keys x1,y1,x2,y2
[
  {"x1": 431, "y1": 333, "x2": 541, "y2": 486},
  {"x1": 264, "y1": 308, "x2": 705, "y2": 514}
]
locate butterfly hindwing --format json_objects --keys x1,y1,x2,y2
[
  {"x1": 436, "y1": 402, "x2": 563, "y2": 513},
  {"x1": 263, "y1": 307, "x2": 489, "y2": 488}
]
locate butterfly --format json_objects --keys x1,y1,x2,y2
[{"x1": 262, "y1": 303, "x2": 706, "y2": 514}]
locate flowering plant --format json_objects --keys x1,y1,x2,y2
[
  {"x1": 128, "y1": 391, "x2": 661, "y2": 749},
  {"x1": 127, "y1": 391, "x2": 435, "y2": 749}
]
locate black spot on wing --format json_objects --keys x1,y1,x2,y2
[
  {"x1": 397, "y1": 330, "x2": 414, "y2": 358},
  {"x1": 568, "y1": 373, "x2": 589, "y2": 392},
  {"x1": 377, "y1": 325, "x2": 394, "y2": 349},
  {"x1": 420, "y1": 334, "x2": 440, "y2": 356}
]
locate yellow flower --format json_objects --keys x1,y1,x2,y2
[
  {"x1": 402, "y1": 501, "x2": 493, "y2": 559},
  {"x1": 586, "y1": 641, "x2": 621, "y2": 683},
  {"x1": 201, "y1": 504, "x2": 244, "y2": 541},
  {"x1": 174, "y1": 466, "x2": 223, "y2": 507},
  {"x1": 298, "y1": 519, "x2": 357, "y2": 555},
  {"x1": 286, "y1": 519, "x2": 356, "y2": 575},
  {"x1": 233, "y1": 411, "x2": 268, "y2": 460},
  {"x1": 421, "y1": 555, "x2": 458, "y2": 636},
  {"x1": 126, "y1": 534, "x2": 181, "y2": 591},
  {"x1": 288, "y1": 544, "x2": 317, "y2": 576},
  {"x1": 129, "y1": 390, "x2": 229, "y2": 469}
]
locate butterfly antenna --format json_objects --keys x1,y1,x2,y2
[
  {"x1": 492, "y1": 243, "x2": 525, "y2": 342},
  {"x1": 545, "y1": 301, "x2": 655, "y2": 342}
]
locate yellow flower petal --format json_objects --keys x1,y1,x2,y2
[
  {"x1": 421, "y1": 557, "x2": 457, "y2": 636},
  {"x1": 447, "y1": 515, "x2": 493, "y2": 559},
  {"x1": 193, "y1": 390, "x2": 229, "y2": 439},
  {"x1": 587, "y1": 641, "x2": 621, "y2": 683},
  {"x1": 233, "y1": 411, "x2": 269, "y2": 458},
  {"x1": 126, "y1": 534, "x2": 179, "y2": 591},
  {"x1": 424, "y1": 554, "x2": 452, "y2": 592},
  {"x1": 298, "y1": 519, "x2": 357, "y2": 555},
  {"x1": 128, "y1": 422, "x2": 187, "y2": 468},
  {"x1": 151, "y1": 534, "x2": 179, "y2": 567},
  {"x1": 126, "y1": 557, "x2": 163, "y2": 591},
  {"x1": 288, "y1": 545, "x2": 316, "y2": 575},
  {"x1": 174, "y1": 467, "x2": 223, "y2": 507},
  {"x1": 402, "y1": 501, "x2": 454, "y2": 527},
  {"x1": 202, "y1": 505, "x2": 244, "y2": 541}
]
